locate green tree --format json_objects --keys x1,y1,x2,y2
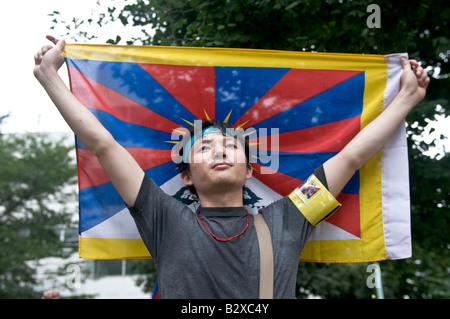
[
  {"x1": 0, "y1": 118, "x2": 78, "y2": 298},
  {"x1": 52, "y1": 0, "x2": 449, "y2": 298}
]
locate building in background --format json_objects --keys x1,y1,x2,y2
[{"x1": 35, "y1": 227, "x2": 149, "y2": 299}]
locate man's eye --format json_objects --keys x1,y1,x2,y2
[
  {"x1": 226, "y1": 144, "x2": 236, "y2": 149},
  {"x1": 201, "y1": 146, "x2": 211, "y2": 151}
]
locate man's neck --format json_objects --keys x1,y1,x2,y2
[{"x1": 197, "y1": 189, "x2": 244, "y2": 208}]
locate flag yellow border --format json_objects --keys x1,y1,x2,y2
[
  {"x1": 79, "y1": 237, "x2": 151, "y2": 260},
  {"x1": 66, "y1": 45, "x2": 388, "y2": 262}
]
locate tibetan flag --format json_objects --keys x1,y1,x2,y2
[{"x1": 64, "y1": 44, "x2": 411, "y2": 262}]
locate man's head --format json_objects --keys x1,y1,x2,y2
[{"x1": 176, "y1": 120, "x2": 252, "y2": 198}]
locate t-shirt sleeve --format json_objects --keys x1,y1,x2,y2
[
  {"x1": 127, "y1": 174, "x2": 185, "y2": 259},
  {"x1": 287, "y1": 165, "x2": 341, "y2": 226}
]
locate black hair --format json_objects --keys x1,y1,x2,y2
[{"x1": 176, "y1": 119, "x2": 252, "y2": 195}]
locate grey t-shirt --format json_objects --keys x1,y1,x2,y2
[{"x1": 128, "y1": 167, "x2": 328, "y2": 299}]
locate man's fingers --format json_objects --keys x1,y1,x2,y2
[
  {"x1": 400, "y1": 58, "x2": 420, "y2": 70},
  {"x1": 418, "y1": 69, "x2": 431, "y2": 88},
  {"x1": 56, "y1": 38, "x2": 66, "y2": 51},
  {"x1": 400, "y1": 57, "x2": 410, "y2": 68},
  {"x1": 408, "y1": 59, "x2": 419, "y2": 68},
  {"x1": 34, "y1": 52, "x2": 42, "y2": 64},
  {"x1": 400, "y1": 58, "x2": 427, "y2": 81},
  {"x1": 46, "y1": 35, "x2": 58, "y2": 45},
  {"x1": 41, "y1": 290, "x2": 60, "y2": 299},
  {"x1": 35, "y1": 45, "x2": 52, "y2": 64},
  {"x1": 41, "y1": 45, "x2": 52, "y2": 54},
  {"x1": 46, "y1": 35, "x2": 66, "y2": 50}
]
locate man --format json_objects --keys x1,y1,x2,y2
[{"x1": 34, "y1": 36, "x2": 429, "y2": 298}]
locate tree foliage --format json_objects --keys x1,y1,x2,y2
[
  {"x1": 52, "y1": 0, "x2": 449, "y2": 298},
  {"x1": 0, "y1": 120, "x2": 77, "y2": 298}
]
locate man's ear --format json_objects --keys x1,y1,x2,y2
[
  {"x1": 246, "y1": 163, "x2": 253, "y2": 180},
  {"x1": 180, "y1": 170, "x2": 194, "y2": 187}
]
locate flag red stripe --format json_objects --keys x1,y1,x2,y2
[
  {"x1": 252, "y1": 164, "x2": 360, "y2": 238},
  {"x1": 139, "y1": 63, "x2": 216, "y2": 120},
  {"x1": 235, "y1": 69, "x2": 362, "y2": 128},
  {"x1": 69, "y1": 65, "x2": 182, "y2": 134},
  {"x1": 249, "y1": 115, "x2": 361, "y2": 153},
  {"x1": 251, "y1": 163, "x2": 303, "y2": 196},
  {"x1": 77, "y1": 148, "x2": 172, "y2": 189},
  {"x1": 329, "y1": 193, "x2": 361, "y2": 238}
]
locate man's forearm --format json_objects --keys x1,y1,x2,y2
[
  {"x1": 324, "y1": 91, "x2": 417, "y2": 197},
  {"x1": 38, "y1": 70, "x2": 115, "y2": 155},
  {"x1": 323, "y1": 58, "x2": 429, "y2": 198},
  {"x1": 34, "y1": 37, "x2": 145, "y2": 207},
  {"x1": 340, "y1": 91, "x2": 416, "y2": 170}
]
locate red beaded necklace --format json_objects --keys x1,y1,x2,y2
[{"x1": 196, "y1": 208, "x2": 249, "y2": 242}]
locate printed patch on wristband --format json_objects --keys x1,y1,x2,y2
[
  {"x1": 289, "y1": 174, "x2": 341, "y2": 226},
  {"x1": 294, "y1": 175, "x2": 324, "y2": 204}
]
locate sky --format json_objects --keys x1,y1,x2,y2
[
  {"x1": 0, "y1": 0, "x2": 139, "y2": 134},
  {"x1": 1, "y1": 0, "x2": 448, "y2": 157}
]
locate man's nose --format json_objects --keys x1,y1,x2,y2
[{"x1": 213, "y1": 142, "x2": 225, "y2": 159}]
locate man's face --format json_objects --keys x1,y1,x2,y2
[{"x1": 180, "y1": 132, "x2": 252, "y2": 196}]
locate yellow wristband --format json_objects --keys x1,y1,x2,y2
[{"x1": 288, "y1": 174, "x2": 341, "y2": 226}]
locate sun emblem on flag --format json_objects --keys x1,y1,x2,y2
[{"x1": 164, "y1": 108, "x2": 260, "y2": 168}]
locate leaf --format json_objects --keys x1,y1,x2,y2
[{"x1": 107, "y1": 35, "x2": 122, "y2": 44}]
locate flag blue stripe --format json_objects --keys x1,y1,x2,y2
[
  {"x1": 256, "y1": 151, "x2": 359, "y2": 194},
  {"x1": 252, "y1": 72, "x2": 365, "y2": 134},
  {"x1": 67, "y1": 59, "x2": 198, "y2": 127},
  {"x1": 79, "y1": 161, "x2": 178, "y2": 234},
  {"x1": 214, "y1": 66, "x2": 290, "y2": 124},
  {"x1": 75, "y1": 109, "x2": 174, "y2": 149}
]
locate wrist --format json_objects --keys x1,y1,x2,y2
[
  {"x1": 394, "y1": 90, "x2": 420, "y2": 109},
  {"x1": 35, "y1": 67, "x2": 60, "y2": 86}
]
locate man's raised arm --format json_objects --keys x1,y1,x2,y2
[
  {"x1": 34, "y1": 36, "x2": 144, "y2": 206},
  {"x1": 323, "y1": 58, "x2": 430, "y2": 198}
]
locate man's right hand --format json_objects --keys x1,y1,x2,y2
[{"x1": 33, "y1": 35, "x2": 66, "y2": 82}]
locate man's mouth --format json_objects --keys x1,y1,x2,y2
[{"x1": 211, "y1": 162, "x2": 232, "y2": 169}]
